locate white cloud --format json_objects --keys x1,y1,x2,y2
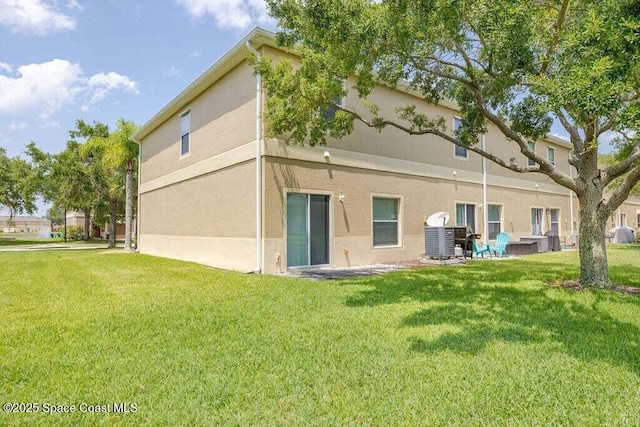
[
  {"x1": 0, "y1": 62, "x2": 12, "y2": 74},
  {"x1": 86, "y1": 72, "x2": 139, "y2": 105},
  {"x1": 0, "y1": 59, "x2": 139, "y2": 118},
  {"x1": 7, "y1": 121, "x2": 27, "y2": 131},
  {"x1": 0, "y1": 0, "x2": 77, "y2": 35},
  {"x1": 66, "y1": 0, "x2": 83, "y2": 11},
  {"x1": 163, "y1": 65, "x2": 180, "y2": 77},
  {"x1": 176, "y1": 0, "x2": 269, "y2": 29}
]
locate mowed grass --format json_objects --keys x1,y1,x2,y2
[
  {"x1": 0, "y1": 233, "x2": 63, "y2": 247},
  {"x1": 0, "y1": 233, "x2": 106, "y2": 248},
  {"x1": 1, "y1": 247, "x2": 639, "y2": 426}
]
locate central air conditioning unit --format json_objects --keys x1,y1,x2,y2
[
  {"x1": 425, "y1": 226, "x2": 457, "y2": 259},
  {"x1": 424, "y1": 212, "x2": 468, "y2": 259}
]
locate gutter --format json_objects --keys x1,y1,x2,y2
[
  {"x1": 132, "y1": 134, "x2": 141, "y2": 252},
  {"x1": 246, "y1": 40, "x2": 263, "y2": 274},
  {"x1": 482, "y1": 134, "x2": 488, "y2": 244}
]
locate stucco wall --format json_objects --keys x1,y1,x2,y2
[
  {"x1": 262, "y1": 153, "x2": 575, "y2": 274},
  {"x1": 140, "y1": 61, "x2": 257, "y2": 184},
  {"x1": 138, "y1": 160, "x2": 257, "y2": 272}
]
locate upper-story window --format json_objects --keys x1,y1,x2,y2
[
  {"x1": 180, "y1": 110, "x2": 191, "y2": 157},
  {"x1": 323, "y1": 81, "x2": 345, "y2": 121},
  {"x1": 527, "y1": 141, "x2": 536, "y2": 167},
  {"x1": 547, "y1": 146, "x2": 555, "y2": 165},
  {"x1": 453, "y1": 117, "x2": 468, "y2": 159}
]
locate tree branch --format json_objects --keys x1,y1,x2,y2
[
  {"x1": 554, "y1": 109, "x2": 582, "y2": 148},
  {"x1": 602, "y1": 144, "x2": 640, "y2": 185},
  {"x1": 540, "y1": 0, "x2": 570, "y2": 75},
  {"x1": 446, "y1": 43, "x2": 576, "y2": 190},
  {"x1": 335, "y1": 105, "x2": 570, "y2": 177},
  {"x1": 604, "y1": 163, "x2": 640, "y2": 214}
]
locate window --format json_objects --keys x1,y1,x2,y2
[
  {"x1": 611, "y1": 215, "x2": 616, "y2": 228},
  {"x1": 547, "y1": 146, "x2": 555, "y2": 165},
  {"x1": 453, "y1": 117, "x2": 468, "y2": 159},
  {"x1": 620, "y1": 213, "x2": 627, "y2": 227},
  {"x1": 373, "y1": 197, "x2": 399, "y2": 246},
  {"x1": 527, "y1": 141, "x2": 536, "y2": 167},
  {"x1": 287, "y1": 193, "x2": 330, "y2": 267},
  {"x1": 180, "y1": 110, "x2": 190, "y2": 156},
  {"x1": 531, "y1": 208, "x2": 544, "y2": 235},
  {"x1": 488, "y1": 204, "x2": 502, "y2": 239},
  {"x1": 637, "y1": 213, "x2": 640, "y2": 228},
  {"x1": 455, "y1": 203, "x2": 476, "y2": 232},
  {"x1": 323, "y1": 81, "x2": 345, "y2": 121},
  {"x1": 549, "y1": 208, "x2": 560, "y2": 234}
]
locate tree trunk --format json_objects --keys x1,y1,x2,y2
[
  {"x1": 83, "y1": 209, "x2": 91, "y2": 241},
  {"x1": 577, "y1": 195, "x2": 611, "y2": 288},
  {"x1": 108, "y1": 200, "x2": 117, "y2": 249},
  {"x1": 124, "y1": 162, "x2": 133, "y2": 252}
]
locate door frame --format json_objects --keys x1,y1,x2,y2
[{"x1": 283, "y1": 188, "x2": 334, "y2": 269}]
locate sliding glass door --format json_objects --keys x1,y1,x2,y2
[{"x1": 287, "y1": 193, "x2": 330, "y2": 267}]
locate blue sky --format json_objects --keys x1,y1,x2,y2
[{"x1": 0, "y1": 0, "x2": 276, "y2": 161}]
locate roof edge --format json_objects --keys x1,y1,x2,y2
[
  {"x1": 133, "y1": 27, "x2": 277, "y2": 142},
  {"x1": 133, "y1": 26, "x2": 572, "y2": 151}
]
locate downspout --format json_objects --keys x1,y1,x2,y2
[
  {"x1": 246, "y1": 40, "x2": 263, "y2": 273},
  {"x1": 482, "y1": 134, "x2": 488, "y2": 244},
  {"x1": 569, "y1": 152, "x2": 574, "y2": 237},
  {"x1": 136, "y1": 143, "x2": 141, "y2": 252}
]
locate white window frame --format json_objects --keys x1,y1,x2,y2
[
  {"x1": 180, "y1": 109, "x2": 191, "y2": 158},
  {"x1": 531, "y1": 207, "x2": 544, "y2": 235},
  {"x1": 547, "y1": 146, "x2": 555, "y2": 165},
  {"x1": 620, "y1": 212, "x2": 627, "y2": 227},
  {"x1": 283, "y1": 188, "x2": 334, "y2": 269},
  {"x1": 453, "y1": 117, "x2": 469, "y2": 160},
  {"x1": 371, "y1": 194, "x2": 403, "y2": 248},
  {"x1": 455, "y1": 201, "x2": 477, "y2": 232},
  {"x1": 527, "y1": 141, "x2": 536, "y2": 167},
  {"x1": 323, "y1": 80, "x2": 346, "y2": 121},
  {"x1": 487, "y1": 204, "x2": 503, "y2": 240},
  {"x1": 548, "y1": 208, "x2": 560, "y2": 235}
]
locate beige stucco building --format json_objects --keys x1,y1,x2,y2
[
  {"x1": 133, "y1": 27, "x2": 640, "y2": 274},
  {"x1": 1, "y1": 215, "x2": 50, "y2": 233}
]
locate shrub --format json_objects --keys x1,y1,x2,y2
[{"x1": 60, "y1": 225, "x2": 84, "y2": 240}]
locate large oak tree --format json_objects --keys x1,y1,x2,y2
[{"x1": 254, "y1": 0, "x2": 640, "y2": 287}]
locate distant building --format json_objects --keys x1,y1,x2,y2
[
  {"x1": 64, "y1": 210, "x2": 135, "y2": 240},
  {"x1": 0, "y1": 216, "x2": 51, "y2": 233}
]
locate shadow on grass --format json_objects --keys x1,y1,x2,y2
[{"x1": 343, "y1": 260, "x2": 640, "y2": 373}]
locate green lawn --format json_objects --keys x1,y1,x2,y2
[{"x1": 1, "y1": 247, "x2": 639, "y2": 426}]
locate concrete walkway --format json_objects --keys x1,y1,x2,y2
[
  {"x1": 283, "y1": 263, "x2": 413, "y2": 280},
  {"x1": 0, "y1": 243, "x2": 112, "y2": 252}
]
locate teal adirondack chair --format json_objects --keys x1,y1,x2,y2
[
  {"x1": 490, "y1": 232, "x2": 510, "y2": 258},
  {"x1": 473, "y1": 241, "x2": 491, "y2": 258}
]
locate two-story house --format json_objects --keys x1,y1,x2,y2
[{"x1": 133, "y1": 27, "x2": 639, "y2": 274}]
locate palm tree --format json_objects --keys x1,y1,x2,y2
[
  {"x1": 104, "y1": 119, "x2": 138, "y2": 251},
  {"x1": 83, "y1": 119, "x2": 138, "y2": 250}
]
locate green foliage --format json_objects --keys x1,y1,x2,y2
[
  {"x1": 59, "y1": 225, "x2": 84, "y2": 240},
  {"x1": 0, "y1": 147, "x2": 39, "y2": 218},
  {"x1": 1, "y1": 248, "x2": 639, "y2": 425},
  {"x1": 258, "y1": 0, "x2": 640, "y2": 170},
  {"x1": 258, "y1": 0, "x2": 640, "y2": 287}
]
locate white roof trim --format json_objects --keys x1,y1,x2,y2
[
  {"x1": 133, "y1": 26, "x2": 572, "y2": 150},
  {"x1": 133, "y1": 27, "x2": 276, "y2": 142}
]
